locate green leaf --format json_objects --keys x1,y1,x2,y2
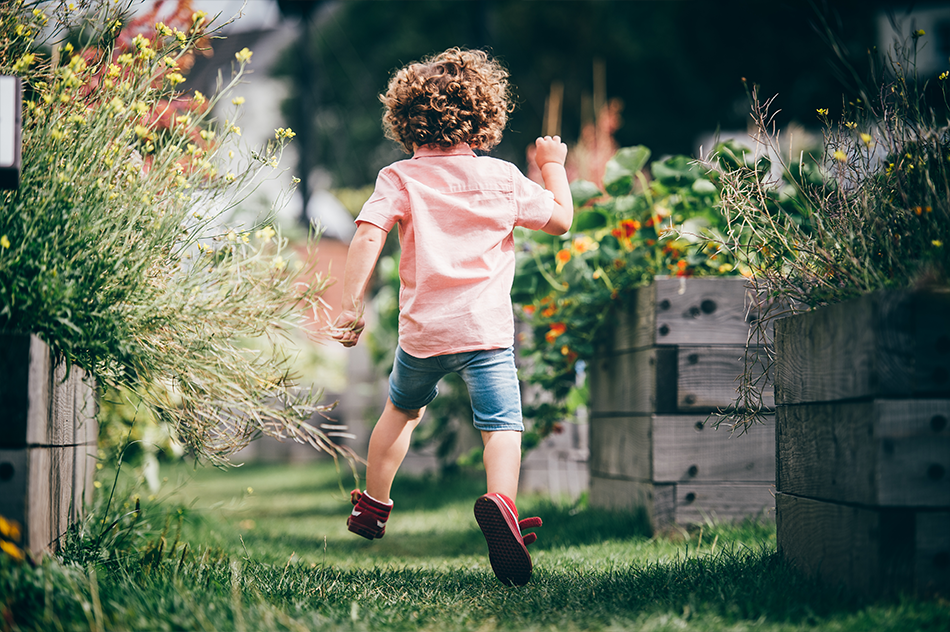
[
  {"x1": 603, "y1": 146, "x2": 650, "y2": 196},
  {"x1": 691, "y1": 178, "x2": 717, "y2": 195},
  {"x1": 651, "y1": 155, "x2": 700, "y2": 185},
  {"x1": 570, "y1": 180, "x2": 602, "y2": 207},
  {"x1": 611, "y1": 146, "x2": 651, "y2": 174},
  {"x1": 573, "y1": 209, "x2": 609, "y2": 231}
]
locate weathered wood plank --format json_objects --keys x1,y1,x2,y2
[
  {"x1": 601, "y1": 283, "x2": 656, "y2": 354},
  {"x1": 675, "y1": 483, "x2": 775, "y2": 525},
  {"x1": 653, "y1": 414, "x2": 775, "y2": 483},
  {"x1": 676, "y1": 345, "x2": 773, "y2": 411},
  {"x1": 588, "y1": 415, "x2": 651, "y2": 480},
  {"x1": 0, "y1": 334, "x2": 32, "y2": 448},
  {"x1": 589, "y1": 476, "x2": 674, "y2": 527},
  {"x1": 916, "y1": 511, "x2": 950, "y2": 594},
  {"x1": 775, "y1": 290, "x2": 950, "y2": 405},
  {"x1": 653, "y1": 277, "x2": 763, "y2": 347},
  {"x1": 588, "y1": 347, "x2": 677, "y2": 415},
  {"x1": 776, "y1": 492, "x2": 947, "y2": 596},
  {"x1": 777, "y1": 400, "x2": 950, "y2": 506}
]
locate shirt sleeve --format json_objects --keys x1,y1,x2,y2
[
  {"x1": 355, "y1": 168, "x2": 407, "y2": 232},
  {"x1": 511, "y1": 166, "x2": 555, "y2": 230}
]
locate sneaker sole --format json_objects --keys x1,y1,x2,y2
[{"x1": 474, "y1": 495, "x2": 532, "y2": 586}]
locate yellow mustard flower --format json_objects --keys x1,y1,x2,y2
[
  {"x1": 12, "y1": 53, "x2": 35, "y2": 73},
  {"x1": 156, "y1": 21, "x2": 173, "y2": 36},
  {"x1": 832, "y1": 150, "x2": 848, "y2": 163},
  {"x1": 1, "y1": 235, "x2": 10, "y2": 249},
  {"x1": 235, "y1": 47, "x2": 253, "y2": 64},
  {"x1": 166, "y1": 72, "x2": 185, "y2": 86},
  {"x1": 232, "y1": 96, "x2": 245, "y2": 106}
]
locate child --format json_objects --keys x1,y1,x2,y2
[{"x1": 331, "y1": 47, "x2": 572, "y2": 586}]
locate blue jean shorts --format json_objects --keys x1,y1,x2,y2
[{"x1": 388, "y1": 346, "x2": 524, "y2": 432}]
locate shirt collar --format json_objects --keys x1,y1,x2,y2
[{"x1": 412, "y1": 143, "x2": 476, "y2": 159}]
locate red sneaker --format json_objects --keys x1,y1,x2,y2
[
  {"x1": 474, "y1": 493, "x2": 542, "y2": 586},
  {"x1": 347, "y1": 490, "x2": 392, "y2": 540}
]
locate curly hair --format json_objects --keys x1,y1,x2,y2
[{"x1": 380, "y1": 48, "x2": 513, "y2": 154}]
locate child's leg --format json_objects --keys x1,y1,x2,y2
[
  {"x1": 481, "y1": 429, "x2": 521, "y2": 501},
  {"x1": 365, "y1": 399, "x2": 426, "y2": 503}
]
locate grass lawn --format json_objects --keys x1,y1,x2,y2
[{"x1": 4, "y1": 458, "x2": 948, "y2": 631}]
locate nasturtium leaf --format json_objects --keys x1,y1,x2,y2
[
  {"x1": 570, "y1": 180, "x2": 602, "y2": 207},
  {"x1": 573, "y1": 209, "x2": 609, "y2": 231}
]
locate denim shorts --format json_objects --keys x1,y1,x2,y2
[{"x1": 388, "y1": 346, "x2": 524, "y2": 432}]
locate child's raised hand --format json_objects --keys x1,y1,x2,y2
[{"x1": 534, "y1": 135, "x2": 568, "y2": 168}]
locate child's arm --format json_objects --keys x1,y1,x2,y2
[
  {"x1": 331, "y1": 221, "x2": 388, "y2": 347},
  {"x1": 534, "y1": 135, "x2": 573, "y2": 235}
]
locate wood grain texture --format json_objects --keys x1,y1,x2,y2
[
  {"x1": 589, "y1": 347, "x2": 677, "y2": 415},
  {"x1": 653, "y1": 414, "x2": 775, "y2": 483},
  {"x1": 588, "y1": 415, "x2": 651, "y2": 480},
  {"x1": 653, "y1": 277, "x2": 762, "y2": 346},
  {"x1": 776, "y1": 492, "x2": 947, "y2": 596},
  {"x1": 676, "y1": 345, "x2": 773, "y2": 411},
  {"x1": 588, "y1": 476, "x2": 674, "y2": 528},
  {"x1": 777, "y1": 400, "x2": 950, "y2": 506},
  {"x1": 775, "y1": 290, "x2": 950, "y2": 405},
  {"x1": 675, "y1": 483, "x2": 775, "y2": 525}
]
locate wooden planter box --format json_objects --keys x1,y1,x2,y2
[
  {"x1": 588, "y1": 277, "x2": 775, "y2": 530},
  {"x1": 775, "y1": 290, "x2": 950, "y2": 596},
  {"x1": 0, "y1": 333, "x2": 98, "y2": 555}
]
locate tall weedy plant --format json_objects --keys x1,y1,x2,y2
[
  {"x1": 714, "y1": 29, "x2": 950, "y2": 426},
  {"x1": 0, "y1": 0, "x2": 349, "y2": 464}
]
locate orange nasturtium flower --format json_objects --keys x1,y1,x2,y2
[
  {"x1": 545, "y1": 322, "x2": 567, "y2": 343},
  {"x1": 522, "y1": 304, "x2": 536, "y2": 316}
]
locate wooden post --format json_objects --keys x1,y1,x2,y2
[
  {"x1": 588, "y1": 277, "x2": 775, "y2": 529},
  {"x1": 0, "y1": 333, "x2": 98, "y2": 555},
  {"x1": 775, "y1": 290, "x2": 950, "y2": 595}
]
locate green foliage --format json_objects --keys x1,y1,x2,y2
[
  {"x1": 0, "y1": 1, "x2": 345, "y2": 464},
  {"x1": 514, "y1": 144, "x2": 770, "y2": 436}
]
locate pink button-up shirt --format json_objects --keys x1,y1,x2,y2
[{"x1": 356, "y1": 144, "x2": 554, "y2": 358}]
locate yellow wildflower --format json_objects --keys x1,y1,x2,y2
[
  {"x1": 832, "y1": 150, "x2": 847, "y2": 163},
  {"x1": 232, "y1": 96, "x2": 245, "y2": 106},
  {"x1": 132, "y1": 101, "x2": 148, "y2": 116},
  {"x1": 193, "y1": 91, "x2": 206, "y2": 106},
  {"x1": 860, "y1": 133, "x2": 873, "y2": 145},
  {"x1": 166, "y1": 72, "x2": 185, "y2": 86},
  {"x1": 235, "y1": 47, "x2": 253, "y2": 64},
  {"x1": 844, "y1": 121, "x2": 857, "y2": 129},
  {"x1": 192, "y1": 10, "x2": 208, "y2": 25},
  {"x1": 1, "y1": 235, "x2": 10, "y2": 249},
  {"x1": 273, "y1": 255, "x2": 286, "y2": 270},
  {"x1": 176, "y1": 114, "x2": 191, "y2": 126},
  {"x1": 0, "y1": 517, "x2": 21, "y2": 540},
  {"x1": 941, "y1": 71, "x2": 949, "y2": 81},
  {"x1": 816, "y1": 108, "x2": 829, "y2": 117},
  {"x1": 110, "y1": 97, "x2": 125, "y2": 113},
  {"x1": 256, "y1": 226, "x2": 277, "y2": 242},
  {"x1": 12, "y1": 53, "x2": 35, "y2": 73},
  {"x1": 0, "y1": 540, "x2": 25, "y2": 562},
  {"x1": 275, "y1": 127, "x2": 296, "y2": 139},
  {"x1": 934, "y1": 240, "x2": 944, "y2": 247},
  {"x1": 107, "y1": 63, "x2": 121, "y2": 78},
  {"x1": 163, "y1": 56, "x2": 179, "y2": 69},
  {"x1": 117, "y1": 53, "x2": 134, "y2": 66},
  {"x1": 230, "y1": 125, "x2": 241, "y2": 136},
  {"x1": 132, "y1": 33, "x2": 151, "y2": 51},
  {"x1": 156, "y1": 21, "x2": 173, "y2": 36},
  {"x1": 200, "y1": 130, "x2": 215, "y2": 141}
]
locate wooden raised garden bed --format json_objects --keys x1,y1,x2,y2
[
  {"x1": 774, "y1": 289, "x2": 950, "y2": 595},
  {"x1": 0, "y1": 333, "x2": 98, "y2": 555},
  {"x1": 588, "y1": 277, "x2": 775, "y2": 530}
]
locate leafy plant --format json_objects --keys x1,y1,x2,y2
[
  {"x1": 513, "y1": 144, "x2": 768, "y2": 437},
  {"x1": 0, "y1": 1, "x2": 348, "y2": 464}
]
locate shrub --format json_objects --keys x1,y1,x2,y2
[{"x1": 0, "y1": 1, "x2": 346, "y2": 464}]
